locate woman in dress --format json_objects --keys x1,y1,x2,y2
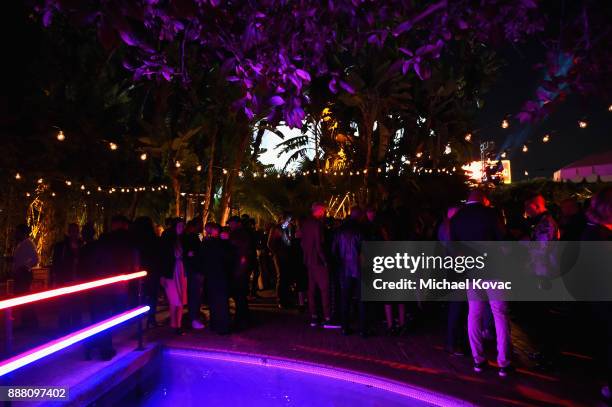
[{"x1": 160, "y1": 218, "x2": 188, "y2": 335}]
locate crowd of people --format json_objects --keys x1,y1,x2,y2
[{"x1": 6, "y1": 186, "x2": 612, "y2": 397}]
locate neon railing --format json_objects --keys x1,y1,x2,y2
[{"x1": 1, "y1": 271, "x2": 149, "y2": 377}]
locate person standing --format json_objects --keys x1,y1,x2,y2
[
  {"x1": 228, "y1": 216, "x2": 253, "y2": 329},
  {"x1": 200, "y1": 222, "x2": 232, "y2": 335},
  {"x1": 581, "y1": 187, "x2": 612, "y2": 401},
  {"x1": 450, "y1": 190, "x2": 512, "y2": 377},
  {"x1": 130, "y1": 217, "x2": 161, "y2": 329},
  {"x1": 439, "y1": 206, "x2": 467, "y2": 355},
  {"x1": 184, "y1": 219, "x2": 205, "y2": 330},
  {"x1": 333, "y1": 207, "x2": 368, "y2": 336},
  {"x1": 91, "y1": 215, "x2": 138, "y2": 360},
  {"x1": 11, "y1": 224, "x2": 39, "y2": 328},
  {"x1": 160, "y1": 218, "x2": 188, "y2": 335},
  {"x1": 51, "y1": 223, "x2": 82, "y2": 331},
  {"x1": 268, "y1": 214, "x2": 293, "y2": 308},
  {"x1": 301, "y1": 202, "x2": 336, "y2": 328}
]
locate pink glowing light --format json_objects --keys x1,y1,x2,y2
[{"x1": 0, "y1": 271, "x2": 147, "y2": 310}]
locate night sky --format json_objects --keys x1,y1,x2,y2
[{"x1": 475, "y1": 44, "x2": 612, "y2": 181}]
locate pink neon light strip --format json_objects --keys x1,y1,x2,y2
[
  {"x1": 0, "y1": 305, "x2": 150, "y2": 376},
  {"x1": 0, "y1": 271, "x2": 147, "y2": 310}
]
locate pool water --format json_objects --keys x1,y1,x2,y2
[{"x1": 122, "y1": 349, "x2": 442, "y2": 407}]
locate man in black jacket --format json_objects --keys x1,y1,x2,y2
[
  {"x1": 200, "y1": 222, "x2": 232, "y2": 335},
  {"x1": 450, "y1": 190, "x2": 513, "y2": 377},
  {"x1": 51, "y1": 223, "x2": 82, "y2": 331},
  {"x1": 228, "y1": 216, "x2": 253, "y2": 328}
]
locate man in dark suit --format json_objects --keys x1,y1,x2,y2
[
  {"x1": 228, "y1": 216, "x2": 253, "y2": 328},
  {"x1": 450, "y1": 190, "x2": 514, "y2": 377},
  {"x1": 200, "y1": 222, "x2": 232, "y2": 335}
]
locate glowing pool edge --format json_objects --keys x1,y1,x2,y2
[{"x1": 166, "y1": 348, "x2": 474, "y2": 407}]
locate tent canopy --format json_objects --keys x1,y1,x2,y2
[{"x1": 553, "y1": 151, "x2": 612, "y2": 182}]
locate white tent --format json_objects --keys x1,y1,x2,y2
[{"x1": 553, "y1": 151, "x2": 612, "y2": 182}]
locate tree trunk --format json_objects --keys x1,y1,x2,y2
[
  {"x1": 202, "y1": 127, "x2": 217, "y2": 225},
  {"x1": 172, "y1": 173, "x2": 181, "y2": 217},
  {"x1": 218, "y1": 124, "x2": 251, "y2": 225}
]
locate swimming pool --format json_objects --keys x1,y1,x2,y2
[{"x1": 120, "y1": 348, "x2": 468, "y2": 406}]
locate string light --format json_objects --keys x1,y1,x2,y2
[
  {"x1": 25, "y1": 192, "x2": 31, "y2": 197},
  {"x1": 500, "y1": 151, "x2": 507, "y2": 159},
  {"x1": 15, "y1": 173, "x2": 21, "y2": 180},
  {"x1": 56, "y1": 130, "x2": 65, "y2": 141},
  {"x1": 501, "y1": 119, "x2": 509, "y2": 129},
  {"x1": 140, "y1": 153, "x2": 147, "y2": 161},
  {"x1": 542, "y1": 134, "x2": 550, "y2": 143},
  {"x1": 524, "y1": 170, "x2": 529, "y2": 176},
  {"x1": 608, "y1": 104, "x2": 612, "y2": 112},
  {"x1": 222, "y1": 168, "x2": 228, "y2": 175},
  {"x1": 196, "y1": 165, "x2": 202, "y2": 172},
  {"x1": 464, "y1": 133, "x2": 472, "y2": 142},
  {"x1": 109, "y1": 142, "x2": 118, "y2": 151},
  {"x1": 415, "y1": 152, "x2": 423, "y2": 158},
  {"x1": 37, "y1": 178, "x2": 43, "y2": 184},
  {"x1": 175, "y1": 161, "x2": 181, "y2": 168},
  {"x1": 97, "y1": 186, "x2": 102, "y2": 192},
  {"x1": 51, "y1": 192, "x2": 56, "y2": 197},
  {"x1": 522, "y1": 144, "x2": 529, "y2": 153},
  {"x1": 578, "y1": 120, "x2": 588, "y2": 129},
  {"x1": 444, "y1": 145, "x2": 451, "y2": 155},
  {"x1": 65, "y1": 180, "x2": 72, "y2": 186}
]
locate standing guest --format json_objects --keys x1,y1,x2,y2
[
  {"x1": 80, "y1": 222, "x2": 98, "y2": 360},
  {"x1": 131, "y1": 217, "x2": 161, "y2": 328},
  {"x1": 292, "y1": 217, "x2": 309, "y2": 313},
  {"x1": 228, "y1": 216, "x2": 253, "y2": 328},
  {"x1": 242, "y1": 216, "x2": 260, "y2": 298},
  {"x1": 559, "y1": 197, "x2": 586, "y2": 241},
  {"x1": 333, "y1": 207, "x2": 368, "y2": 336},
  {"x1": 11, "y1": 224, "x2": 39, "y2": 329},
  {"x1": 450, "y1": 190, "x2": 512, "y2": 377},
  {"x1": 160, "y1": 218, "x2": 188, "y2": 335},
  {"x1": 92, "y1": 215, "x2": 138, "y2": 360},
  {"x1": 268, "y1": 214, "x2": 293, "y2": 308},
  {"x1": 439, "y1": 206, "x2": 467, "y2": 354},
  {"x1": 524, "y1": 194, "x2": 560, "y2": 369},
  {"x1": 51, "y1": 223, "x2": 82, "y2": 331},
  {"x1": 301, "y1": 202, "x2": 336, "y2": 328},
  {"x1": 581, "y1": 187, "x2": 612, "y2": 401},
  {"x1": 184, "y1": 219, "x2": 205, "y2": 330},
  {"x1": 200, "y1": 222, "x2": 232, "y2": 335}
]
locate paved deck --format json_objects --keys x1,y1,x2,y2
[{"x1": 148, "y1": 295, "x2": 604, "y2": 407}]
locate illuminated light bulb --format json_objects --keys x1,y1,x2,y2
[
  {"x1": 238, "y1": 171, "x2": 243, "y2": 177},
  {"x1": 65, "y1": 180, "x2": 72, "y2": 186},
  {"x1": 464, "y1": 133, "x2": 472, "y2": 142},
  {"x1": 140, "y1": 153, "x2": 147, "y2": 161},
  {"x1": 26, "y1": 192, "x2": 31, "y2": 197},
  {"x1": 97, "y1": 186, "x2": 102, "y2": 191},
  {"x1": 51, "y1": 192, "x2": 56, "y2": 197},
  {"x1": 542, "y1": 134, "x2": 550, "y2": 143},
  {"x1": 444, "y1": 145, "x2": 452, "y2": 155},
  {"x1": 81, "y1": 185, "x2": 85, "y2": 190},
  {"x1": 524, "y1": 170, "x2": 529, "y2": 176},
  {"x1": 333, "y1": 172, "x2": 337, "y2": 176},
  {"x1": 608, "y1": 104, "x2": 612, "y2": 112},
  {"x1": 340, "y1": 172, "x2": 344, "y2": 176},
  {"x1": 356, "y1": 171, "x2": 360, "y2": 175},
  {"x1": 377, "y1": 168, "x2": 382, "y2": 173},
  {"x1": 452, "y1": 167, "x2": 456, "y2": 172},
  {"x1": 501, "y1": 119, "x2": 509, "y2": 129},
  {"x1": 37, "y1": 178, "x2": 43, "y2": 184},
  {"x1": 15, "y1": 173, "x2": 21, "y2": 180},
  {"x1": 522, "y1": 144, "x2": 528, "y2": 153},
  {"x1": 277, "y1": 174, "x2": 281, "y2": 179},
  {"x1": 349, "y1": 172, "x2": 353, "y2": 176},
  {"x1": 263, "y1": 173, "x2": 267, "y2": 178},
  {"x1": 578, "y1": 120, "x2": 587, "y2": 129},
  {"x1": 406, "y1": 160, "x2": 411, "y2": 165},
  {"x1": 109, "y1": 142, "x2": 118, "y2": 150},
  {"x1": 57, "y1": 130, "x2": 65, "y2": 141},
  {"x1": 363, "y1": 169, "x2": 367, "y2": 174},
  {"x1": 201, "y1": 201, "x2": 205, "y2": 205},
  {"x1": 196, "y1": 165, "x2": 202, "y2": 172},
  {"x1": 175, "y1": 161, "x2": 181, "y2": 168},
  {"x1": 180, "y1": 192, "x2": 186, "y2": 197},
  {"x1": 121, "y1": 188, "x2": 125, "y2": 193},
  {"x1": 416, "y1": 152, "x2": 423, "y2": 158},
  {"x1": 389, "y1": 165, "x2": 394, "y2": 170},
  {"x1": 86, "y1": 191, "x2": 91, "y2": 195},
  {"x1": 500, "y1": 151, "x2": 507, "y2": 159},
  {"x1": 253, "y1": 173, "x2": 258, "y2": 178},
  {"x1": 222, "y1": 168, "x2": 228, "y2": 175}
]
